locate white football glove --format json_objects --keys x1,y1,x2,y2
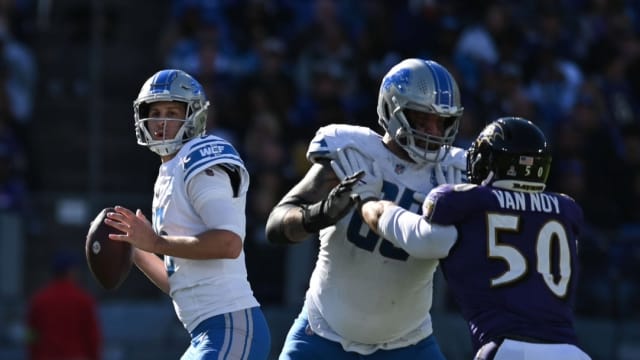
[
  {"x1": 434, "y1": 163, "x2": 465, "y2": 185},
  {"x1": 413, "y1": 191, "x2": 428, "y2": 204},
  {"x1": 331, "y1": 147, "x2": 383, "y2": 202}
]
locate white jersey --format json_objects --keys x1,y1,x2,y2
[
  {"x1": 304, "y1": 124, "x2": 466, "y2": 354},
  {"x1": 152, "y1": 134, "x2": 259, "y2": 332}
]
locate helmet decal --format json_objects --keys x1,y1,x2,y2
[
  {"x1": 149, "y1": 70, "x2": 179, "y2": 94},
  {"x1": 382, "y1": 68, "x2": 411, "y2": 94},
  {"x1": 519, "y1": 156, "x2": 534, "y2": 166},
  {"x1": 479, "y1": 123, "x2": 505, "y2": 145},
  {"x1": 425, "y1": 61, "x2": 454, "y2": 108}
]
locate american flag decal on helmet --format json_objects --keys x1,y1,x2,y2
[{"x1": 519, "y1": 156, "x2": 534, "y2": 166}]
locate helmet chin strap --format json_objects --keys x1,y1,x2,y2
[
  {"x1": 481, "y1": 171, "x2": 495, "y2": 186},
  {"x1": 394, "y1": 127, "x2": 427, "y2": 164},
  {"x1": 395, "y1": 126, "x2": 408, "y2": 143}
]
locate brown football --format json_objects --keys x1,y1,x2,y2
[{"x1": 85, "y1": 207, "x2": 133, "y2": 290}]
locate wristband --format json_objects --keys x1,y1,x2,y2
[{"x1": 301, "y1": 200, "x2": 335, "y2": 233}]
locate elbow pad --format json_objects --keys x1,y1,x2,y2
[{"x1": 265, "y1": 204, "x2": 298, "y2": 245}]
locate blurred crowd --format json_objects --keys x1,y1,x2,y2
[
  {"x1": 1, "y1": 0, "x2": 639, "y2": 319},
  {"x1": 0, "y1": 0, "x2": 34, "y2": 216}
]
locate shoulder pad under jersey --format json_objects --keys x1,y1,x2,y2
[
  {"x1": 180, "y1": 135, "x2": 249, "y2": 193},
  {"x1": 306, "y1": 124, "x2": 382, "y2": 163}
]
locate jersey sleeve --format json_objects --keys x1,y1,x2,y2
[
  {"x1": 181, "y1": 136, "x2": 250, "y2": 197},
  {"x1": 186, "y1": 167, "x2": 246, "y2": 238},
  {"x1": 378, "y1": 205, "x2": 457, "y2": 259},
  {"x1": 306, "y1": 124, "x2": 380, "y2": 163}
]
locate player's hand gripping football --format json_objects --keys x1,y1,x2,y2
[
  {"x1": 104, "y1": 206, "x2": 158, "y2": 253},
  {"x1": 331, "y1": 147, "x2": 383, "y2": 203}
]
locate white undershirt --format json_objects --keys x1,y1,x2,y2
[{"x1": 377, "y1": 205, "x2": 458, "y2": 259}]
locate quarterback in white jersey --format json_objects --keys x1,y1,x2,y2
[
  {"x1": 104, "y1": 69, "x2": 270, "y2": 360},
  {"x1": 266, "y1": 58, "x2": 465, "y2": 359}
]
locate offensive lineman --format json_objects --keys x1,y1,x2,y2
[{"x1": 266, "y1": 58, "x2": 465, "y2": 359}]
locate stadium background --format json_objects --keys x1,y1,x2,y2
[{"x1": 0, "y1": 0, "x2": 639, "y2": 359}]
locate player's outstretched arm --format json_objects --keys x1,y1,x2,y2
[
  {"x1": 360, "y1": 199, "x2": 396, "y2": 235},
  {"x1": 359, "y1": 199, "x2": 458, "y2": 259},
  {"x1": 266, "y1": 159, "x2": 353, "y2": 244},
  {"x1": 107, "y1": 205, "x2": 242, "y2": 260}
]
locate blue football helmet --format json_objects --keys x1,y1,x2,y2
[
  {"x1": 377, "y1": 58, "x2": 464, "y2": 164},
  {"x1": 133, "y1": 69, "x2": 209, "y2": 156}
]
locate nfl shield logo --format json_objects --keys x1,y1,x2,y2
[{"x1": 395, "y1": 164, "x2": 405, "y2": 174}]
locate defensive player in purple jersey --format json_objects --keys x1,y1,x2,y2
[{"x1": 355, "y1": 117, "x2": 591, "y2": 360}]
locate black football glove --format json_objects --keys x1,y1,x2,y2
[{"x1": 301, "y1": 170, "x2": 364, "y2": 233}]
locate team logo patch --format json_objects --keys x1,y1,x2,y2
[
  {"x1": 423, "y1": 199, "x2": 435, "y2": 219},
  {"x1": 394, "y1": 164, "x2": 406, "y2": 174},
  {"x1": 479, "y1": 123, "x2": 505, "y2": 145}
]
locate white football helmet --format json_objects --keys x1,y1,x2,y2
[
  {"x1": 377, "y1": 58, "x2": 464, "y2": 164},
  {"x1": 133, "y1": 69, "x2": 210, "y2": 156}
]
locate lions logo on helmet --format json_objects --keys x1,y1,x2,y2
[{"x1": 382, "y1": 69, "x2": 411, "y2": 93}]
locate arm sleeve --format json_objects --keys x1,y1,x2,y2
[
  {"x1": 186, "y1": 166, "x2": 246, "y2": 238},
  {"x1": 377, "y1": 205, "x2": 457, "y2": 259}
]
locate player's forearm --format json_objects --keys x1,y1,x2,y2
[
  {"x1": 155, "y1": 229, "x2": 243, "y2": 259},
  {"x1": 133, "y1": 249, "x2": 170, "y2": 294},
  {"x1": 361, "y1": 200, "x2": 457, "y2": 259},
  {"x1": 266, "y1": 162, "x2": 340, "y2": 244},
  {"x1": 360, "y1": 200, "x2": 396, "y2": 234},
  {"x1": 265, "y1": 203, "x2": 310, "y2": 244}
]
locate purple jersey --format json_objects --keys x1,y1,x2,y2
[{"x1": 424, "y1": 184, "x2": 582, "y2": 351}]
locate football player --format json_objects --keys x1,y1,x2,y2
[
  {"x1": 265, "y1": 58, "x2": 465, "y2": 359},
  {"x1": 358, "y1": 117, "x2": 591, "y2": 360},
  {"x1": 103, "y1": 69, "x2": 271, "y2": 359}
]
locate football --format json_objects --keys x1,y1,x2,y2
[{"x1": 85, "y1": 207, "x2": 133, "y2": 290}]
